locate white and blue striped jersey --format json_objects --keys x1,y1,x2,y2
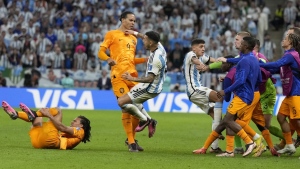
[
  {"x1": 183, "y1": 51, "x2": 210, "y2": 96},
  {"x1": 145, "y1": 42, "x2": 167, "y2": 93}
]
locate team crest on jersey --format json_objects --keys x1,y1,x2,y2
[
  {"x1": 76, "y1": 127, "x2": 80, "y2": 131},
  {"x1": 119, "y1": 88, "x2": 124, "y2": 94},
  {"x1": 132, "y1": 40, "x2": 136, "y2": 45}
]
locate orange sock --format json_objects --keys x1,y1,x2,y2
[
  {"x1": 122, "y1": 113, "x2": 134, "y2": 144},
  {"x1": 131, "y1": 116, "x2": 139, "y2": 139},
  {"x1": 17, "y1": 112, "x2": 31, "y2": 122},
  {"x1": 283, "y1": 132, "x2": 293, "y2": 144},
  {"x1": 203, "y1": 131, "x2": 219, "y2": 149},
  {"x1": 36, "y1": 108, "x2": 59, "y2": 117},
  {"x1": 237, "y1": 129, "x2": 253, "y2": 144},
  {"x1": 236, "y1": 120, "x2": 256, "y2": 138},
  {"x1": 262, "y1": 130, "x2": 274, "y2": 149},
  {"x1": 226, "y1": 135, "x2": 234, "y2": 153}
]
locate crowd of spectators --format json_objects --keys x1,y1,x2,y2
[{"x1": 0, "y1": 0, "x2": 293, "y2": 93}]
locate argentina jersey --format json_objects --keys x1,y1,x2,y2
[
  {"x1": 145, "y1": 42, "x2": 167, "y2": 93},
  {"x1": 182, "y1": 51, "x2": 210, "y2": 96}
]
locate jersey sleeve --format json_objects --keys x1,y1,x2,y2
[
  {"x1": 148, "y1": 54, "x2": 163, "y2": 75},
  {"x1": 201, "y1": 54, "x2": 210, "y2": 65},
  {"x1": 100, "y1": 31, "x2": 113, "y2": 49}
]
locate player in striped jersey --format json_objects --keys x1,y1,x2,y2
[
  {"x1": 118, "y1": 31, "x2": 167, "y2": 140},
  {"x1": 183, "y1": 39, "x2": 224, "y2": 152}
]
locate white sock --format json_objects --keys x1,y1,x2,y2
[
  {"x1": 122, "y1": 104, "x2": 147, "y2": 121},
  {"x1": 135, "y1": 104, "x2": 151, "y2": 119},
  {"x1": 211, "y1": 102, "x2": 222, "y2": 149},
  {"x1": 253, "y1": 133, "x2": 260, "y2": 140}
]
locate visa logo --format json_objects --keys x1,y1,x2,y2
[
  {"x1": 27, "y1": 89, "x2": 94, "y2": 109},
  {"x1": 146, "y1": 93, "x2": 204, "y2": 113}
]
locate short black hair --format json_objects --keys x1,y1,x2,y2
[
  {"x1": 191, "y1": 39, "x2": 205, "y2": 46},
  {"x1": 243, "y1": 37, "x2": 256, "y2": 50},
  {"x1": 145, "y1": 31, "x2": 160, "y2": 43},
  {"x1": 255, "y1": 39, "x2": 260, "y2": 47},
  {"x1": 119, "y1": 11, "x2": 134, "y2": 21}
]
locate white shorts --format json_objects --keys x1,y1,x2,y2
[
  {"x1": 128, "y1": 83, "x2": 159, "y2": 104},
  {"x1": 189, "y1": 86, "x2": 214, "y2": 114}
]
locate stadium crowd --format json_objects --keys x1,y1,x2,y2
[{"x1": 0, "y1": 0, "x2": 293, "y2": 92}]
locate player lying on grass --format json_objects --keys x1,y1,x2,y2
[{"x1": 2, "y1": 101, "x2": 91, "y2": 150}]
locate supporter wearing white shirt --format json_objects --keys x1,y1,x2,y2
[
  {"x1": 200, "y1": 7, "x2": 214, "y2": 32},
  {"x1": 40, "y1": 45, "x2": 53, "y2": 68},
  {"x1": 217, "y1": 0, "x2": 230, "y2": 16},
  {"x1": 90, "y1": 35, "x2": 102, "y2": 59},
  {"x1": 228, "y1": 14, "x2": 244, "y2": 33},
  {"x1": 152, "y1": 1, "x2": 163, "y2": 13},
  {"x1": 51, "y1": 47, "x2": 65, "y2": 69}
]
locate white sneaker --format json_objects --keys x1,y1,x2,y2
[
  {"x1": 277, "y1": 144, "x2": 296, "y2": 155},
  {"x1": 216, "y1": 151, "x2": 234, "y2": 157},
  {"x1": 243, "y1": 142, "x2": 256, "y2": 157}
]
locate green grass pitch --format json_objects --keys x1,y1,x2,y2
[{"x1": 0, "y1": 109, "x2": 299, "y2": 169}]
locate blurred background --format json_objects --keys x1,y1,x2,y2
[{"x1": 0, "y1": 0, "x2": 292, "y2": 95}]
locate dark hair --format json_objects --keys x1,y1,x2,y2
[
  {"x1": 289, "y1": 27, "x2": 300, "y2": 36},
  {"x1": 243, "y1": 37, "x2": 256, "y2": 51},
  {"x1": 255, "y1": 39, "x2": 260, "y2": 47},
  {"x1": 78, "y1": 115, "x2": 91, "y2": 143},
  {"x1": 145, "y1": 31, "x2": 160, "y2": 43},
  {"x1": 191, "y1": 39, "x2": 205, "y2": 46},
  {"x1": 119, "y1": 11, "x2": 134, "y2": 21},
  {"x1": 288, "y1": 33, "x2": 300, "y2": 54}
]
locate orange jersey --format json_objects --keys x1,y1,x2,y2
[
  {"x1": 60, "y1": 127, "x2": 85, "y2": 149},
  {"x1": 101, "y1": 30, "x2": 138, "y2": 78}
]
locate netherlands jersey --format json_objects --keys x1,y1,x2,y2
[
  {"x1": 145, "y1": 42, "x2": 167, "y2": 93},
  {"x1": 183, "y1": 51, "x2": 210, "y2": 96}
]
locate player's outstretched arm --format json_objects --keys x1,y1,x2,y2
[
  {"x1": 98, "y1": 46, "x2": 116, "y2": 66},
  {"x1": 39, "y1": 108, "x2": 74, "y2": 135},
  {"x1": 122, "y1": 72, "x2": 155, "y2": 83}
]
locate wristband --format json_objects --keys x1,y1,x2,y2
[{"x1": 133, "y1": 31, "x2": 138, "y2": 36}]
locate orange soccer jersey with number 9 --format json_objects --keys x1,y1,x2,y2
[{"x1": 101, "y1": 30, "x2": 138, "y2": 78}]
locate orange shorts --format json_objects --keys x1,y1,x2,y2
[
  {"x1": 278, "y1": 96, "x2": 300, "y2": 119},
  {"x1": 227, "y1": 91, "x2": 260, "y2": 124},
  {"x1": 111, "y1": 76, "x2": 138, "y2": 98},
  {"x1": 251, "y1": 101, "x2": 266, "y2": 127},
  {"x1": 29, "y1": 121, "x2": 60, "y2": 149}
]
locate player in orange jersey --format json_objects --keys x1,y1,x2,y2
[
  {"x1": 2, "y1": 101, "x2": 91, "y2": 150},
  {"x1": 98, "y1": 11, "x2": 152, "y2": 152}
]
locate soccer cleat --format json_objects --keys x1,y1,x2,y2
[
  {"x1": 234, "y1": 147, "x2": 244, "y2": 154},
  {"x1": 19, "y1": 103, "x2": 36, "y2": 121},
  {"x1": 252, "y1": 144, "x2": 266, "y2": 157},
  {"x1": 193, "y1": 147, "x2": 207, "y2": 154},
  {"x1": 270, "y1": 147, "x2": 280, "y2": 157},
  {"x1": 216, "y1": 151, "x2": 234, "y2": 157},
  {"x1": 209, "y1": 147, "x2": 223, "y2": 153},
  {"x1": 148, "y1": 119, "x2": 157, "y2": 138},
  {"x1": 218, "y1": 134, "x2": 225, "y2": 140},
  {"x1": 253, "y1": 135, "x2": 264, "y2": 153},
  {"x1": 125, "y1": 139, "x2": 144, "y2": 151},
  {"x1": 2, "y1": 101, "x2": 18, "y2": 120},
  {"x1": 274, "y1": 142, "x2": 285, "y2": 151},
  {"x1": 294, "y1": 135, "x2": 300, "y2": 148},
  {"x1": 128, "y1": 143, "x2": 139, "y2": 152},
  {"x1": 277, "y1": 144, "x2": 296, "y2": 155},
  {"x1": 135, "y1": 119, "x2": 150, "y2": 132},
  {"x1": 243, "y1": 142, "x2": 256, "y2": 157}
]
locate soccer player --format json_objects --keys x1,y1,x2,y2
[
  {"x1": 220, "y1": 39, "x2": 280, "y2": 156},
  {"x1": 118, "y1": 31, "x2": 166, "y2": 141},
  {"x1": 259, "y1": 33, "x2": 300, "y2": 155},
  {"x1": 202, "y1": 31, "x2": 251, "y2": 154},
  {"x1": 98, "y1": 11, "x2": 151, "y2": 152},
  {"x1": 2, "y1": 101, "x2": 91, "y2": 150},
  {"x1": 193, "y1": 37, "x2": 261, "y2": 157},
  {"x1": 182, "y1": 39, "x2": 224, "y2": 153}
]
